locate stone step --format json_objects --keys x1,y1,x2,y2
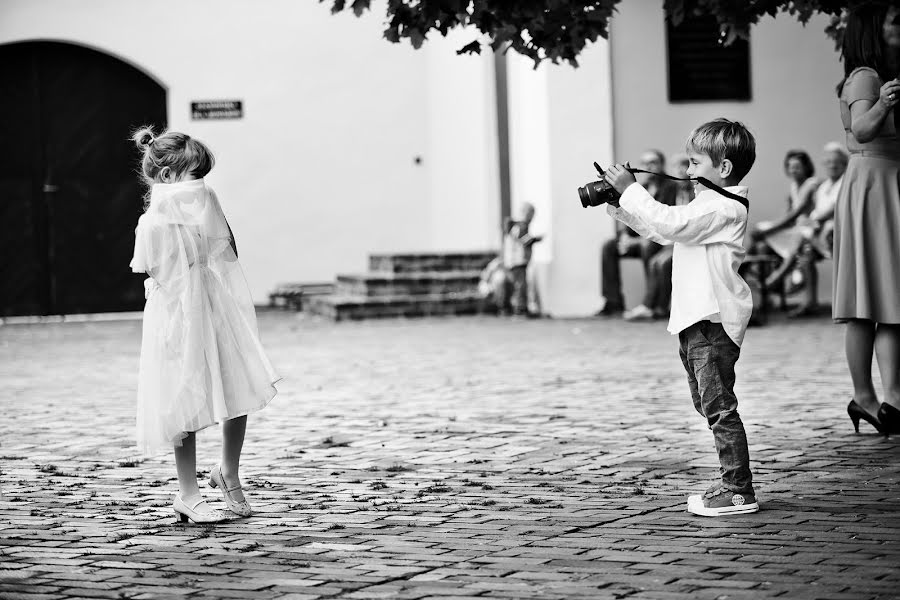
[
  {"x1": 304, "y1": 292, "x2": 484, "y2": 321},
  {"x1": 369, "y1": 251, "x2": 496, "y2": 274},
  {"x1": 335, "y1": 270, "x2": 481, "y2": 297}
]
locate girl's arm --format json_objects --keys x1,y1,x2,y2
[
  {"x1": 225, "y1": 219, "x2": 238, "y2": 259},
  {"x1": 208, "y1": 188, "x2": 238, "y2": 260}
]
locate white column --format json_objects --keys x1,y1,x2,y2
[{"x1": 506, "y1": 42, "x2": 615, "y2": 316}]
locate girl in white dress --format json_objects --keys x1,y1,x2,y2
[{"x1": 130, "y1": 127, "x2": 279, "y2": 523}]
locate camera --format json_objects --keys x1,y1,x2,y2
[{"x1": 577, "y1": 163, "x2": 621, "y2": 208}]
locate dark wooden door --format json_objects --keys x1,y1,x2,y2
[{"x1": 0, "y1": 41, "x2": 166, "y2": 316}]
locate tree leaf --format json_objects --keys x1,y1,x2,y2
[
  {"x1": 328, "y1": 0, "x2": 851, "y2": 67},
  {"x1": 456, "y1": 40, "x2": 482, "y2": 55}
]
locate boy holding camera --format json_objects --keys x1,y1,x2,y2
[{"x1": 603, "y1": 119, "x2": 758, "y2": 516}]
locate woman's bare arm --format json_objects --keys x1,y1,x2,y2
[
  {"x1": 761, "y1": 185, "x2": 816, "y2": 234},
  {"x1": 850, "y1": 78, "x2": 900, "y2": 143}
]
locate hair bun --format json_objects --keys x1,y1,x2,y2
[{"x1": 132, "y1": 126, "x2": 156, "y2": 150}]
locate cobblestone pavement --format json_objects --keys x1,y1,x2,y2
[{"x1": 2, "y1": 311, "x2": 899, "y2": 600}]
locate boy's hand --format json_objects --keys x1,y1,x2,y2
[{"x1": 605, "y1": 163, "x2": 637, "y2": 195}]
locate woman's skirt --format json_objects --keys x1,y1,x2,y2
[{"x1": 832, "y1": 152, "x2": 900, "y2": 323}]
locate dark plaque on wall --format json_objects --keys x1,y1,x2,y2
[{"x1": 191, "y1": 100, "x2": 243, "y2": 120}]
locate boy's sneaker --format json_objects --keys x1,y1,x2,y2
[{"x1": 687, "y1": 484, "x2": 759, "y2": 517}]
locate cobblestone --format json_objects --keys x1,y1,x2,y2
[{"x1": 1, "y1": 312, "x2": 899, "y2": 599}]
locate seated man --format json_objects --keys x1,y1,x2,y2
[
  {"x1": 597, "y1": 149, "x2": 678, "y2": 317},
  {"x1": 626, "y1": 154, "x2": 694, "y2": 321}
]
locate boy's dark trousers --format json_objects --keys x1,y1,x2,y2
[{"x1": 678, "y1": 320, "x2": 754, "y2": 494}]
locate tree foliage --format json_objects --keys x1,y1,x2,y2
[{"x1": 324, "y1": 0, "x2": 864, "y2": 67}]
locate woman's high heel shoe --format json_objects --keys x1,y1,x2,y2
[
  {"x1": 847, "y1": 400, "x2": 887, "y2": 434},
  {"x1": 173, "y1": 494, "x2": 228, "y2": 524},
  {"x1": 876, "y1": 403, "x2": 900, "y2": 435},
  {"x1": 209, "y1": 465, "x2": 252, "y2": 517}
]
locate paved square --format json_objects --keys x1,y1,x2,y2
[{"x1": 2, "y1": 312, "x2": 899, "y2": 599}]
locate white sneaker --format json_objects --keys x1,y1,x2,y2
[
  {"x1": 624, "y1": 304, "x2": 654, "y2": 321},
  {"x1": 687, "y1": 489, "x2": 760, "y2": 517}
]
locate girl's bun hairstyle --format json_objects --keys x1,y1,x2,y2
[
  {"x1": 132, "y1": 126, "x2": 156, "y2": 150},
  {"x1": 131, "y1": 125, "x2": 215, "y2": 195}
]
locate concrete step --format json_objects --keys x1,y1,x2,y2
[
  {"x1": 335, "y1": 270, "x2": 481, "y2": 297},
  {"x1": 369, "y1": 251, "x2": 496, "y2": 274},
  {"x1": 304, "y1": 292, "x2": 484, "y2": 321}
]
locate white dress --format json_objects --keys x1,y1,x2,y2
[
  {"x1": 130, "y1": 179, "x2": 279, "y2": 455},
  {"x1": 758, "y1": 177, "x2": 822, "y2": 259}
]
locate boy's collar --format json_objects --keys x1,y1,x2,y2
[
  {"x1": 696, "y1": 185, "x2": 749, "y2": 208},
  {"x1": 698, "y1": 185, "x2": 747, "y2": 196}
]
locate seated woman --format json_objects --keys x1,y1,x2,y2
[
  {"x1": 750, "y1": 150, "x2": 819, "y2": 302},
  {"x1": 781, "y1": 143, "x2": 848, "y2": 317},
  {"x1": 752, "y1": 145, "x2": 848, "y2": 317}
]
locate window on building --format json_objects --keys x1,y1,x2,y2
[{"x1": 666, "y1": 15, "x2": 751, "y2": 102}]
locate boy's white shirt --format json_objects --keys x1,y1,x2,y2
[{"x1": 606, "y1": 182, "x2": 753, "y2": 347}]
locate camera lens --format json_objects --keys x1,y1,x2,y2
[{"x1": 578, "y1": 186, "x2": 591, "y2": 208}]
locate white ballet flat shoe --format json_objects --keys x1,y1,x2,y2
[
  {"x1": 209, "y1": 464, "x2": 252, "y2": 517},
  {"x1": 173, "y1": 494, "x2": 228, "y2": 524}
]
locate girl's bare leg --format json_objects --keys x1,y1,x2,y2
[
  {"x1": 846, "y1": 319, "x2": 879, "y2": 416},
  {"x1": 221, "y1": 416, "x2": 247, "y2": 502},
  {"x1": 173, "y1": 432, "x2": 213, "y2": 512},
  {"x1": 874, "y1": 323, "x2": 900, "y2": 409}
]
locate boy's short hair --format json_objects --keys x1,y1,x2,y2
[{"x1": 686, "y1": 118, "x2": 756, "y2": 182}]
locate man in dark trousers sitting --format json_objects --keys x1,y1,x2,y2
[{"x1": 596, "y1": 149, "x2": 678, "y2": 317}]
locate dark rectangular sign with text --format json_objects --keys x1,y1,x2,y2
[{"x1": 191, "y1": 100, "x2": 243, "y2": 120}]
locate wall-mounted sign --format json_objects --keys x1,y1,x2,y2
[{"x1": 191, "y1": 100, "x2": 243, "y2": 120}]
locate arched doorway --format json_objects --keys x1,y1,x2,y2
[{"x1": 0, "y1": 41, "x2": 166, "y2": 316}]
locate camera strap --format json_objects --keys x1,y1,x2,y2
[{"x1": 629, "y1": 168, "x2": 749, "y2": 211}]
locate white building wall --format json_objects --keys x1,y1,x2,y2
[
  {"x1": 0, "y1": 0, "x2": 500, "y2": 302},
  {"x1": 426, "y1": 30, "x2": 501, "y2": 253},
  {"x1": 3, "y1": 0, "x2": 840, "y2": 314}
]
